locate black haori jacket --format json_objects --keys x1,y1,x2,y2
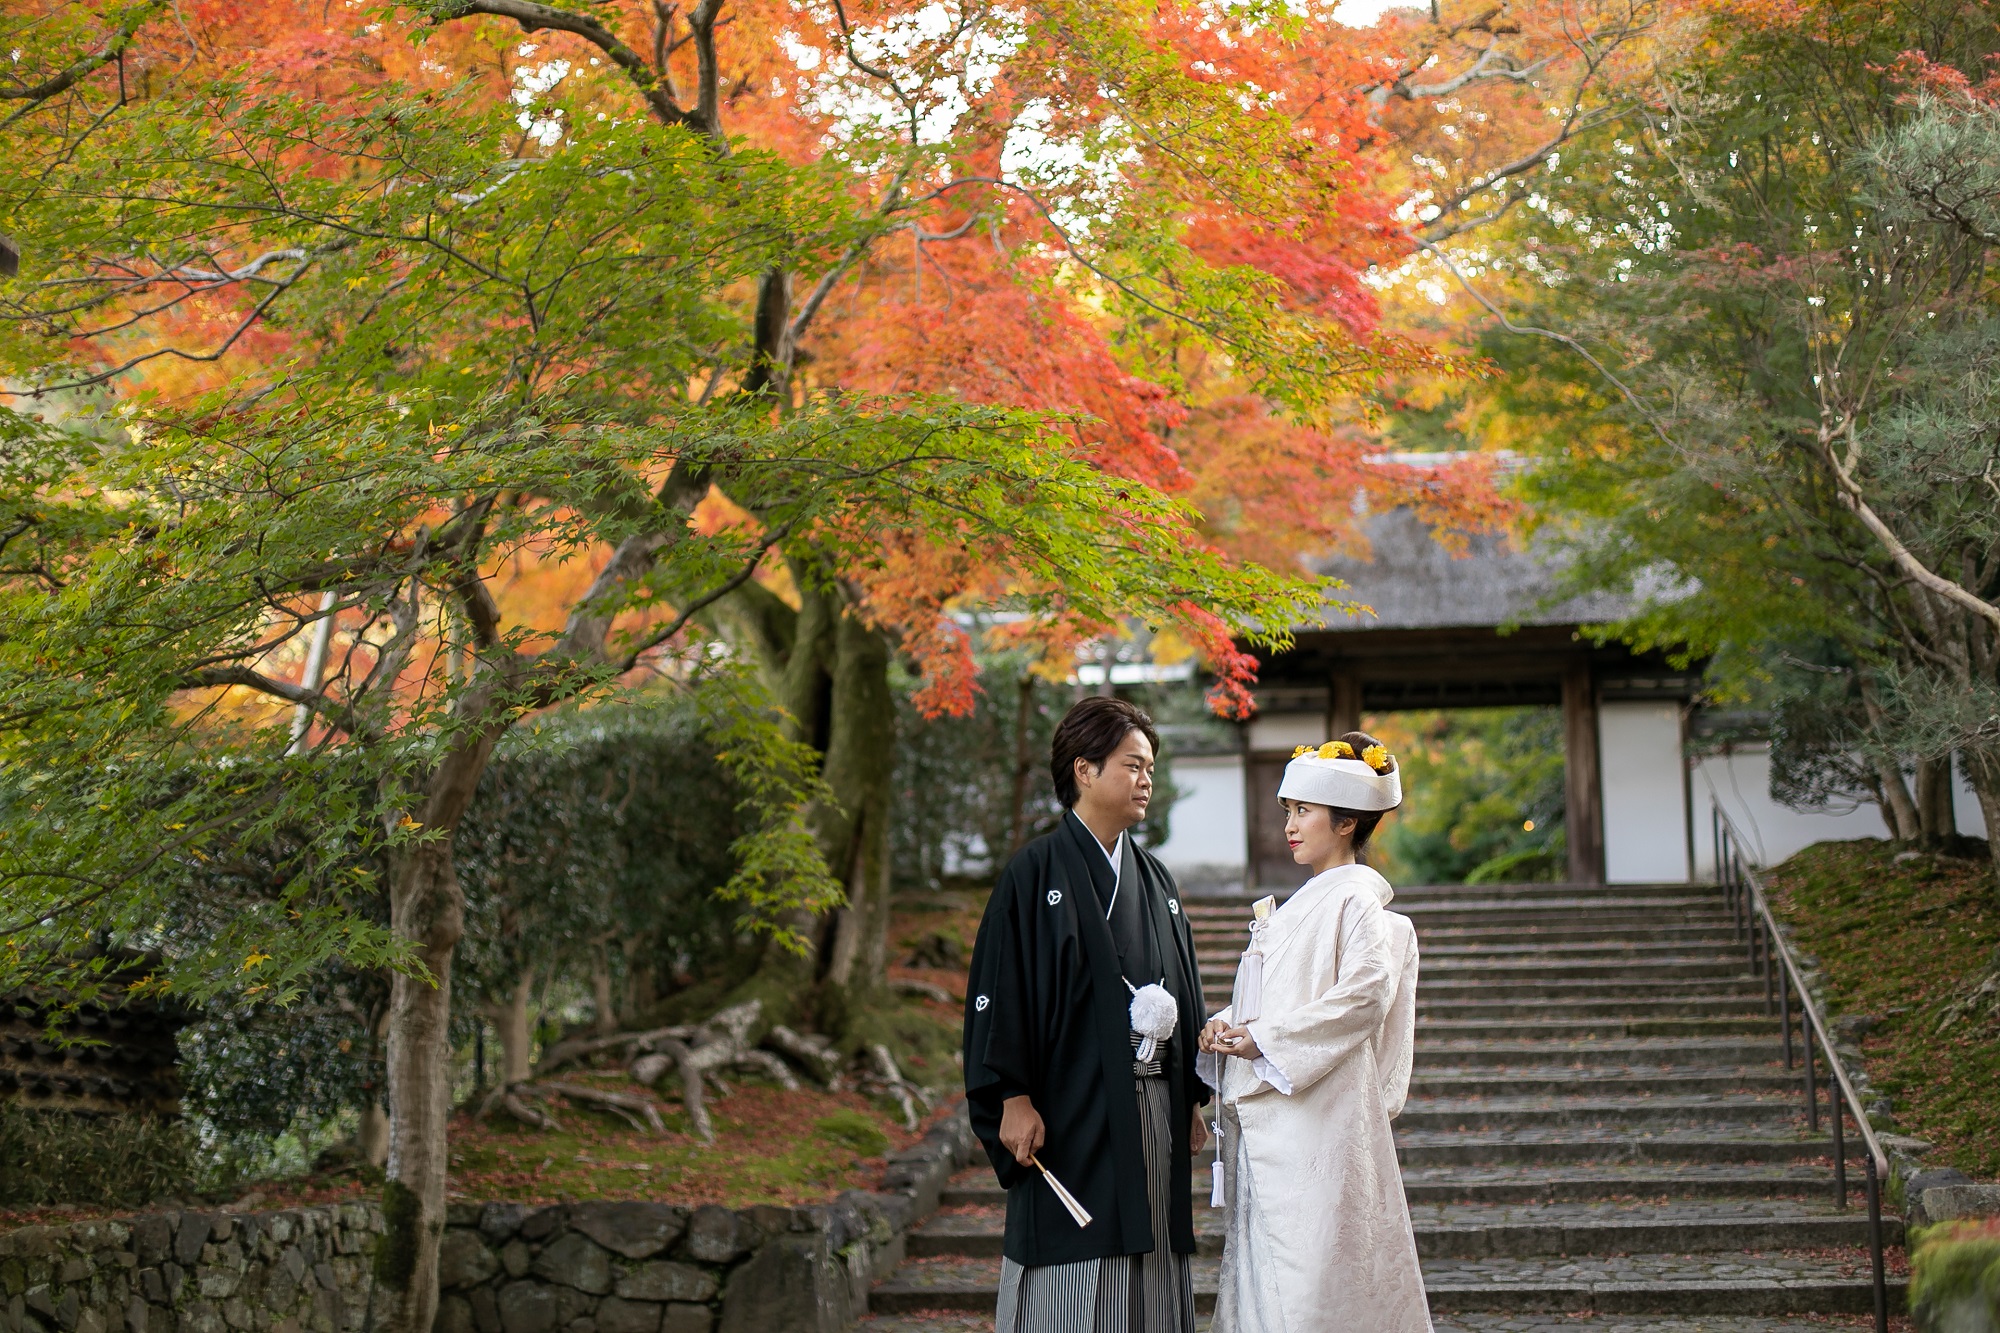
[{"x1": 962, "y1": 812, "x2": 1209, "y2": 1267}]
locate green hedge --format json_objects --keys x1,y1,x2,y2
[{"x1": 0, "y1": 1106, "x2": 196, "y2": 1206}]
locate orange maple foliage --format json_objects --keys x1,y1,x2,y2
[{"x1": 23, "y1": 0, "x2": 1565, "y2": 718}]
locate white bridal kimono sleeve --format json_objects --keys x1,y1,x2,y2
[{"x1": 1205, "y1": 864, "x2": 1431, "y2": 1333}]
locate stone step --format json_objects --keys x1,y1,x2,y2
[
  {"x1": 1415, "y1": 1039, "x2": 1789, "y2": 1069},
  {"x1": 1394, "y1": 1126, "x2": 1854, "y2": 1168},
  {"x1": 1195, "y1": 955, "x2": 1757, "y2": 983},
  {"x1": 906, "y1": 1200, "x2": 1898, "y2": 1262},
  {"x1": 1404, "y1": 924, "x2": 1760, "y2": 948},
  {"x1": 1396, "y1": 900, "x2": 1737, "y2": 922},
  {"x1": 1410, "y1": 1068, "x2": 1802, "y2": 1098},
  {"x1": 1417, "y1": 939, "x2": 1749, "y2": 960},
  {"x1": 1397, "y1": 1093, "x2": 1799, "y2": 1132},
  {"x1": 856, "y1": 1311, "x2": 1893, "y2": 1331},
  {"x1": 941, "y1": 1162, "x2": 1848, "y2": 1209},
  {"x1": 1419, "y1": 979, "x2": 1765, "y2": 1001},
  {"x1": 1399, "y1": 1164, "x2": 1846, "y2": 1204},
  {"x1": 1195, "y1": 899, "x2": 1739, "y2": 921},
  {"x1": 868, "y1": 1251, "x2": 1903, "y2": 1316},
  {"x1": 1180, "y1": 883, "x2": 1714, "y2": 915},
  {"x1": 1417, "y1": 1017, "x2": 1788, "y2": 1040},
  {"x1": 1417, "y1": 997, "x2": 1772, "y2": 1021},
  {"x1": 880, "y1": 1314, "x2": 1895, "y2": 1330}
]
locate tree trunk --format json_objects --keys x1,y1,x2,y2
[
  {"x1": 1872, "y1": 755, "x2": 1923, "y2": 841},
  {"x1": 377, "y1": 721, "x2": 503, "y2": 1333},
  {"x1": 1962, "y1": 748, "x2": 2000, "y2": 897},
  {"x1": 621, "y1": 935, "x2": 655, "y2": 1027},
  {"x1": 378, "y1": 841, "x2": 465, "y2": 1333},
  {"x1": 1916, "y1": 756, "x2": 1956, "y2": 845},
  {"x1": 1008, "y1": 671, "x2": 1036, "y2": 857},
  {"x1": 725, "y1": 571, "x2": 898, "y2": 994},
  {"x1": 1859, "y1": 678, "x2": 1921, "y2": 840},
  {"x1": 819, "y1": 608, "x2": 896, "y2": 990},
  {"x1": 589, "y1": 942, "x2": 618, "y2": 1037},
  {"x1": 358, "y1": 1100, "x2": 390, "y2": 1169},
  {"x1": 485, "y1": 973, "x2": 535, "y2": 1086}
]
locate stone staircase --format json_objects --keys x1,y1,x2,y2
[{"x1": 864, "y1": 879, "x2": 1906, "y2": 1331}]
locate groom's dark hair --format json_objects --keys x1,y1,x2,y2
[{"x1": 1051, "y1": 697, "x2": 1160, "y2": 808}]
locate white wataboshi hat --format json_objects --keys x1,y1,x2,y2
[{"x1": 1278, "y1": 743, "x2": 1403, "y2": 812}]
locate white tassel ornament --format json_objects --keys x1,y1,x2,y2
[
  {"x1": 1127, "y1": 981, "x2": 1178, "y2": 1063},
  {"x1": 1233, "y1": 895, "x2": 1277, "y2": 1024}
]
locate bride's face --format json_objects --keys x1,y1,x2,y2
[{"x1": 1282, "y1": 799, "x2": 1358, "y2": 869}]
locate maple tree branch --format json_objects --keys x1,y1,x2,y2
[
  {"x1": 612, "y1": 517, "x2": 800, "y2": 674},
  {"x1": 1412, "y1": 234, "x2": 1673, "y2": 449},
  {"x1": 787, "y1": 156, "x2": 920, "y2": 347},
  {"x1": 184, "y1": 665, "x2": 316, "y2": 707},
  {"x1": 687, "y1": 0, "x2": 726, "y2": 142},
  {"x1": 1417, "y1": 107, "x2": 1620, "y2": 240},
  {"x1": 0, "y1": 0, "x2": 164, "y2": 126},
  {"x1": 35, "y1": 253, "x2": 315, "y2": 391},
  {"x1": 424, "y1": 0, "x2": 698, "y2": 131}
]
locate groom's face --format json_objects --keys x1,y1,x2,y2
[{"x1": 1075, "y1": 728, "x2": 1156, "y2": 832}]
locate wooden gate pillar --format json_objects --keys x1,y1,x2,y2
[
  {"x1": 1563, "y1": 655, "x2": 1606, "y2": 885},
  {"x1": 1329, "y1": 670, "x2": 1362, "y2": 737}
]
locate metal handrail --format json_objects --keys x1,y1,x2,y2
[{"x1": 1710, "y1": 802, "x2": 1891, "y2": 1333}]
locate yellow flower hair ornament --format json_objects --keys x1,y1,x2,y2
[
  {"x1": 1361, "y1": 744, "x2": 1391, "y2": 773},
  {"x1": 1317, "y1": 740, "x2": 1356, "y2": 760}
]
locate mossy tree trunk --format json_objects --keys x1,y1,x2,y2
[
  {"x1": 725, "y1": 567, "x2": 897, "y2": 998},
  {"x1": 377, "y1": 723, "x2": 503, "y2": 1333}
]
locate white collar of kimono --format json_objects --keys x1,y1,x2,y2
[
  {"x1": 1284, "y1": 863, "x2": 1393, "y2": 915},
  {"x1": 1256, "y1": 863, "x2": 1394, "y2": 973},
  {"x1": 1069, "y1": 810, "x2": 1126, "y2": 912}
]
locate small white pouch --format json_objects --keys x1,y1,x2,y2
[{"x1": 1233, "y1": 895, "x2": 1276, "y2": 1024}]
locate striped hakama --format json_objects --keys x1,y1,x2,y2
[{"x1": 995, "y1": 1050, "x2": 1196, "y2": 1333}]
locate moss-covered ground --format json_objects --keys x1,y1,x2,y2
[{"x1": 1764, "y1": 840, "x2": 2000, "y2": 1179}]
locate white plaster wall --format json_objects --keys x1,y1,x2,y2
[
  {"x1": 1599, "y1": 701, "x2": 1691, "y2": 883},
  {"x1": 1690, "y1": 744, "x2": 1889, "y2": 877},
  {"x1": 1155, "y1": 753, "x2": 1248, "y2": 891},
  {"x1": 1955, "y1": 754, "x2": 1991, "y2": 838},
  {"x1": 1248, "y1": 713, "x2": 1326, "y2": 752}
]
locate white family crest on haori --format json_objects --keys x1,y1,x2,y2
[{"x1": 1197, "y1": 863, "x2": 1429, "y2": 1333}]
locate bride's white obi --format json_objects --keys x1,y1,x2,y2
[{"x1": 1197, "y1": 863, "x2": 1431, "y2": 1333}]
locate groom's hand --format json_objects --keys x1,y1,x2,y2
[
  {"x1": 1188, "y1": 1106, "x2": 1209, "y2": 1157},
  {"x1": 1000, "y1": 1095, "x2": 1045, "y2": 1166}
]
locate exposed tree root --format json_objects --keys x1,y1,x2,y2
[
  {"x1": 538, "y1": 1082, "x2": 667, "y2": 1135},
  {"x1": 860, "y1": 1043, "x2": 933, "y2": 1131},
  {"x1": 891, "y1": 978, "x2": 958, "y2": 1004}
]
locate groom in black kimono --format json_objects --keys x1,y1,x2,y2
[{"x1": 963, "y1": 696, "x2": 1209, "y2": 1330}]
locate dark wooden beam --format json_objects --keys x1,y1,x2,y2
[
  {"x1": 1563, "y1": 655, "x2": 1605, "y2": 885},
  {"x1": 1330, "y1": 670, "x2": 1363, "y2": 735},
  {"x1": 0, "y1": 231, "x2": 19, "y2": 278}
]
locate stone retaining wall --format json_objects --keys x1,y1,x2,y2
[{"x1": 1, "y1": 1110, "x2": 975, "y2": 1333}]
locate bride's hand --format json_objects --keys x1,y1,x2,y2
[
  {"x1": 1198, "y1": 1018, "x2": 1231, "y2": 1053},
  {"x1": 1217, "y1": 1025, "x2": 1262, "y2": 1061}
]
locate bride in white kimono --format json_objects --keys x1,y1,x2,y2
[{"x1": 1197, "y1": 733, "x2": 1430, "y2": 1333}]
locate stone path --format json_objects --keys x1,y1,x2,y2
[{"x1": 863, "y1": 879, "x2": 1906, "y2": 1329}]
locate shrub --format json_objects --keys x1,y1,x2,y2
[
  {"x1": 0, "y1": 1106, "x2": 196, "y2": 1206},
  {"x1": 1910, "y1": 1217, "x2": 2000, "y2": 1333}
]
